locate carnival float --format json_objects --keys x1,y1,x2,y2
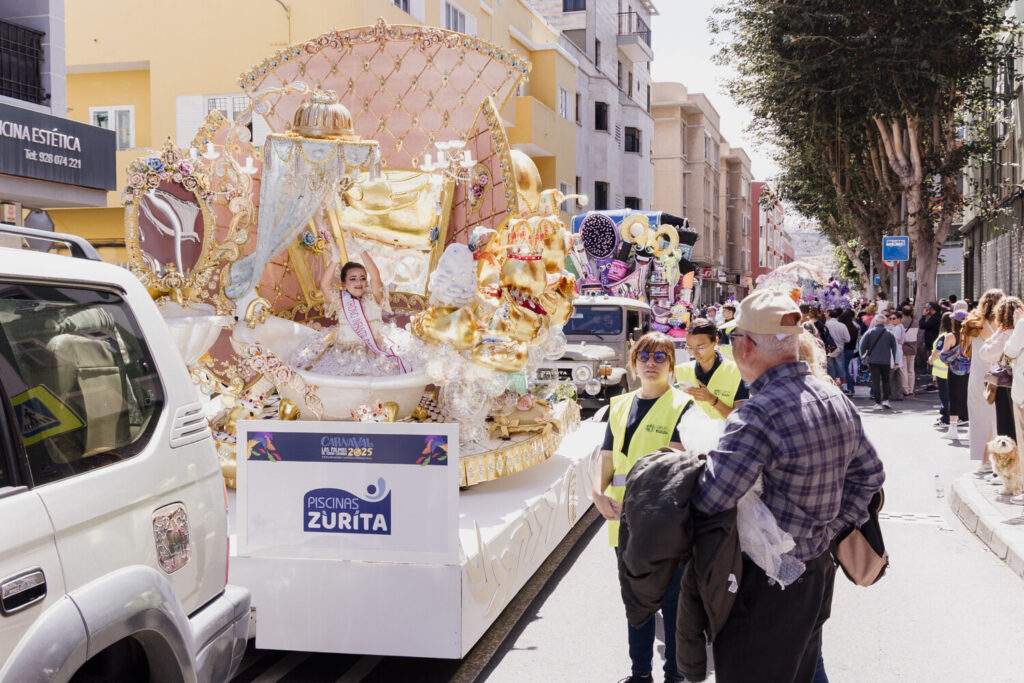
[
  {"x1": 122, "y1": 19, "x2": 603, "y2": 657},
  {"x1": 568, "y1": 209, "x2": 699, "y2": 337}
]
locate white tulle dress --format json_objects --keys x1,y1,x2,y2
[{"x1": 290, "y1": 288, "x2": 416, "y2": 376}]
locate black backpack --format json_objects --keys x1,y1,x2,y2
[{"x1": 818, "y1": 321, "x2": 838, "y2": 355}]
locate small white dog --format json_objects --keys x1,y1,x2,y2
[{"x1": 988, "y1": 435, "x2": 1023, "y2": 496}]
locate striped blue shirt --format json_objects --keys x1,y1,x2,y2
[{"x1": 693, "y1": 361, "x2": 886, "y2": 561}]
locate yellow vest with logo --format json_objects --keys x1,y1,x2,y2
[
  {"x1": 674, "y1": 356, "x2": 743, "y2": 420},
  {"x1": 932, "y1": 333, "x2": 949, "y2": 379},
  {"x1": 605, "y1": 387, "x2": 692, "y2": 546},
  {"x1": 718, "y1": 319, "x2": 738, "y2": 360}
]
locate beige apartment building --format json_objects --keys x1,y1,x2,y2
[
  {"x1": 651, "y1": 81, "x2": 753, "y2": 303},
  {"x1": 530, "y1": 0, "x2": 658, "y2": 214},
  {"x1": 721, "y1": 143, "x2": 753, "y2": 298}
]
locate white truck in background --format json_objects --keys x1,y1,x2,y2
[
  {"x1": 535, "y1": 295, "x2": 653, "y2": 411},
  {"x1": 0, "y1": 227, "x2": 250, "y2": 682}
]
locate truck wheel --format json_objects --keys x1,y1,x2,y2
[{"x1": 70, "y1": 637, "x2": 149, "y2": 683}]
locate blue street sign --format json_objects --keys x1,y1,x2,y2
[
  {"x1": 882, "y1": 236, "x2": 910, "y2": 262},
  {"x1": 874, "y1": 273, "x2": 881, "y2": 286}
]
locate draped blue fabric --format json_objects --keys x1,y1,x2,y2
[{"x1": 226, "y1": 134, "x2": 379, "y2": 300}]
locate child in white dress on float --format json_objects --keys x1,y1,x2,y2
[{"x1": 291, "y1": 249, "x2": 414, "y2": 376}]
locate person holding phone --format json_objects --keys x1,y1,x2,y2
[
  {"x1": 593, "y1": 332, "x2": 693, "y2": 683},
  {"x1": 675, "y1": 318, "x2": 749, "y2": 420}
]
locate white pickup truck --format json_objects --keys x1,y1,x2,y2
[{"x1": 0, "y1": 228, "x2": 250, "y2": 682}]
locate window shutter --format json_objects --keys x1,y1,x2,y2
[{"x1": 175, "y1": 95, "x2": 205, "y2": 148}]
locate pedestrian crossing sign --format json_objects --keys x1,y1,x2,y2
[{"x1": 11, "y1": 385, "x2": 84, "y2": 447}]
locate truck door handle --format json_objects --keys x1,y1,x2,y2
[{"x1": 1, "y1": 568, "x2": 46, "y2": 616}]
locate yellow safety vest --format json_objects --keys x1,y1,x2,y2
[
  {"x1": 932, "y1": 333, "x2": 949, "y2": 380},
  {"x1": 718, "y1": 319, "x2": 738, "y2": 358},
  {"x1": 674, "y1": 356, "x2": 743, "y2": 420},
  {"x1": 605, "y1": 387, "x2": 692, "y2": 546}
]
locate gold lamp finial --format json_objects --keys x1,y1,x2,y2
[{"x1": 291, "y1": 89, "x2": 359, "y2": 140}]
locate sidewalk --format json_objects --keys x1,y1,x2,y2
[
  {"x1": 890, "y1": 373, "x2": 1024, "y2": 581},
  {"x1": 949, "y1": 470, "x2": 1024, "y2": 579}
]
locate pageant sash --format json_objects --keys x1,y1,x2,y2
[{"x1": 341, "y1": 291, "x2": 409, "y2": 373}]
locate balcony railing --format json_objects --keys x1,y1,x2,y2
[
  {"x1": 0, "y1": 19, "x2": 46, "y2": 104},
  {"x1": 618, "y1": 11, "x2": 651, "y2": 48}
]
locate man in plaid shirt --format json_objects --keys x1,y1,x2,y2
[{"x1": 693, "y1": 289, "x2": 885, "y2": 683}]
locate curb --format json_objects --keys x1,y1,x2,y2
[{"x1": 949, "y1": 474, "x2": 1024, "y2": 579}]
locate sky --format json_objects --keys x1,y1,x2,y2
[{"x1": 649, "y1": 1, "x2": 779, "y2": 182}]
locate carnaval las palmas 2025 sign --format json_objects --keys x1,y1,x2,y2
[{"x1": 236, "y1": 420, "x2": 459, "y2": 564}]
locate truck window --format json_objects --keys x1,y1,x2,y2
[
  {"x1": 626, "y1": 310, "x2": 642, "y2": 335},
  {"x1": 564, "y1": 306, "x2": 623, "y2": 336},
  {"x1": 0, "y1": 282, "x2": 165, "y2": 486}
]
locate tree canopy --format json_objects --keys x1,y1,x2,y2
[{"x1": 713, "y1": 0, "x2": 1017, "y2": 311}]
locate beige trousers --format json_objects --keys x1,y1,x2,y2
[{"x1": 902, "y1": 352, "x2": 916, "y2": 394}]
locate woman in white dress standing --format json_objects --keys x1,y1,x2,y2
[
  {"x1": 963, "y1": 289, "x2": 1004, "y2": 473},
  {"x1": 885, "y1": 310, "x2": 906, "y2": 400}
]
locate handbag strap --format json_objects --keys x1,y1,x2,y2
[{"x1": 864, "y1": 328, "x2": 886, "y2": 358}]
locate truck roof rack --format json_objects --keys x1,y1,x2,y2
[{"x1": 0, "y1": 225, "x2": 102, "y2": 261}]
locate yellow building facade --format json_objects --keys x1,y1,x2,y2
[{"x1": 56, "y1": 0, "x2": 578, "y2": 261}]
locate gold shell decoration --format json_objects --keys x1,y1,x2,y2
[{"x1": 291, "y1": 90, "x2": 358, "y2": 139}]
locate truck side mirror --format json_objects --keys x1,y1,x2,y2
[{"x1": 631, "y1": 326, "x2": 644, "y2": 341}]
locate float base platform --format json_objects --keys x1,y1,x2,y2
[{"x1": 228, "y1": 421, "x2": 602, "y2": 658}]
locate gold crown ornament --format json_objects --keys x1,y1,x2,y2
[{"x1": 291, "y1": 90, "x2": 359, "y2": 140}]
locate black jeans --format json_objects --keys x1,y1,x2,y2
[
  {"x1": 937, "y1": 376, "x2": 950, "y2": 424},
  {"x1": 869, "y1": 363, "x2": 891, "y2": 403},
  {"x1": 996, "y1": 386, "x2": 1016, "y2": 438},
  {"x1": 616, "y1": 548, "x2": 684, "y2": 680},
  {"x1": 713, "y1": 551, "x2": 837, "y2": 683}
]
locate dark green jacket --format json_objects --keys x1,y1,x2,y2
[{"x1": 619, "y1": 449, "x2": 742, "y2": 682}]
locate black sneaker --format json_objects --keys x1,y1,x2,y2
[{"x1": 617, "y1": 675, "x2": 654, "y2": 683}]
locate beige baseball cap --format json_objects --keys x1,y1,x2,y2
[{"x1": 735, "y1": 289, "x2": 804, "y2": 335}]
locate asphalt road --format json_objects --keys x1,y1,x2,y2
[
  {"x1": 232, "y1": 388, "x2": 1024, "y2": 682},
  {"x1": 487, "y1": 390, "x2": 1024, "y2": 682}
]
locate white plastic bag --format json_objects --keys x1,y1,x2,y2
[{"x1": 677, "y1": 408, "x2": 804, "y2": 587}]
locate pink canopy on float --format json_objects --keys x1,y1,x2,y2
[{"x1": 238, "y1": 19, "x2": 527, "y2": 173}]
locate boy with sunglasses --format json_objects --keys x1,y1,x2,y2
[{"x1": 675, "y1": 318, "x2": 749, "y2": 420}]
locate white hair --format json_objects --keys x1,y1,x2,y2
[{"x1": 747, "y1": 331, "x2": 800, "y2": 359}]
